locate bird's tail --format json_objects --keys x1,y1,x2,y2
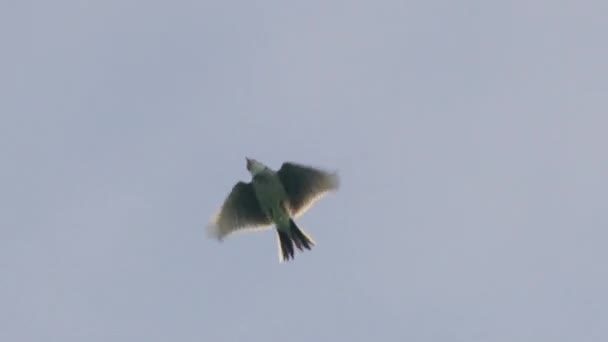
[{"x1": 277, "y1": 219, "x2": 315, "y2": 262}]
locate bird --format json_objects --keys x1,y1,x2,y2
[{"x1": 207, "y1": 157, "x2": 340, "y2": 262}]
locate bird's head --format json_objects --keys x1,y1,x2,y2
[{"x1": 246, "y1": 157, "x2": 267, "y2": 176}]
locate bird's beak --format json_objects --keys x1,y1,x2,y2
[{"x1": 245, "y1": 157, "x2": 252, "y2": 170}]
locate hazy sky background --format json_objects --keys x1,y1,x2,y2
[{"x1": 2, "y1": 1, "x2": 607, "y2": 341}]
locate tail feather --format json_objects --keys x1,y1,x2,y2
[
  {"x1": 277, "y1": 219, "x2": 315, "y2": 262},
  {"x1": 277, "y1": 230, "x2": 295, "y2": 261}
]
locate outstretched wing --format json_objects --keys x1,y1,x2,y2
[
  {"x1": 277, "y1": 162, "x2": 340, "y2": 217},
  {"x1": 207, "y1": 181, "x2": 272, "y2": 240}
]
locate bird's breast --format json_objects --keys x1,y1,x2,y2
[{"x1": 252, "y1": 174, "x2": 290, "y2": 222}]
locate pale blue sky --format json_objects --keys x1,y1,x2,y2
[{"x1": 2, "y1": 1, "x2": 607, "y2": 341}]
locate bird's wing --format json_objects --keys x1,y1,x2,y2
[
  {"x1": 207, "y1": 181, "x2": 273, "y2": 240},
  {"x1": 277, "y1": 162, "x2": 340, "y2": 217}
]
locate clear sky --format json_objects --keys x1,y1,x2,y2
[{"x1": 2, "y1": 1, "x2": 607, "y2": 341}]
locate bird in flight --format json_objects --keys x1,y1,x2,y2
[{"x1": 207, "y1": 157, "x2": 340, "y2": 262}]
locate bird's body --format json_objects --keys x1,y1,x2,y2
[
  {"x1": 251, "y1": 171, "x2": 290, "y2": 229},
  {"x1": 207, "y1": 158, "x2": 339, "y2": 262}
]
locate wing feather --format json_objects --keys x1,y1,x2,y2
[
  {"x1": 277, "y1": 162, "x2": 339, "y2": 217},
  {"x1": 207, "y1": 181, "x2": 272, "y2": 240}
]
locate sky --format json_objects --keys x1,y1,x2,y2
[{"x1": 1, "y1": 0, "x2": 607, "y2": 341}]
